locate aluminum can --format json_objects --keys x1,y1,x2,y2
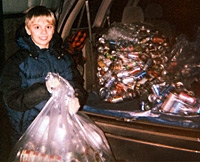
[
  {"x1": 148, "y1": 94, "x2": 157, "y2": 103},
  {"x1": 99, "y1": 88, "x2": 110, "y2": 99},
  {"x1": 97, "y1": 45, "x2": 104, "y2": 54},
  {"x1": 178, "y1": 92, "x2": 196, "y2": 105},
  {"x1": 139, "y1": 37, "x2": 151, "y2": 44},
  {"x1": 105, "y1": 76, "x2": 116, "y2": 88},
  {"x1": 160, "y1": 84, "x2": 174, "y2": 98},
  {"x1": 161, "y1": 93, "x2": 177, "y2": 112},
  {"x1": 152, "y1": 36, "x2": 165, "y2": 44},
  {"x1": 129, "y1": 66, "x2": 141, "y2": 75},
  {"x1": 117, "y1": 71, "x2": 130, "y2": 78},
  {"x1": 127, "y1": 53, "x2": 139, "y2": 59},
  {"x1": 125, "y1": 61, "x2": 137, "y2": 69},
  {"x1": 110, "y1": 89, "x2": 118, "y2": 96},
  {"x1": 20, "y1": 150, "x2": 61, "y2": 162},
  {"x1": 98, "y1": 37, "x2": 105, "y2": 44},
  {"x1": 134, "y1": 71, "x2": 146, "y2": 81},
  {"x1": 171, "y1": 100, "x2": 185, "y2": 114},
  {"x1": 143, "y1": 58, "x2": 152, "y2": 71},
  {"x1": 116, "y1": 83, "x2": 127, "y2": 92},
  {"x1": 122, "y1": 77, "x2": 134, "y2": 85},
  {"x1": 110, "y1": 96, "x2": 123, "y2": 103},
  {"x1": 151, "y1": 84, "x2": 160, "y2": 96}
]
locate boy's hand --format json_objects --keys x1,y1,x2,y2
[
  {"x1": 68, "y1": 97, "x2": 80, "y2": 114},
  {"x1": 46, "y1": 77, "x2": 61, "y2": 93}
]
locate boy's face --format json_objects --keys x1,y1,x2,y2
[{"x1": 25, "y1": 16, "x2": 55, "y2": 49}]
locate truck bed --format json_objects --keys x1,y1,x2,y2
[{"x1": 82, "y1": 92, "x2": 200, "y2": 161}]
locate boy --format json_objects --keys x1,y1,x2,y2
[{"x1": 1, "y1": 6, "x2": 88, "y2": 148}]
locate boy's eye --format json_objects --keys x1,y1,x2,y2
[
  {"x1": 47, "y1": 25, "x2": 53, "y2": 29},
  {"x1": 35, "y1": 26, "x2": 40, "y2": 29}
]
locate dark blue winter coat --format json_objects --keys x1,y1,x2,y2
[{"x1": 1, "y1": 27, "x2": 88, "y2": 146}]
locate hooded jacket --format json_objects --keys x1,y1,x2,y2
[{"x1": 1, "y1": 26, "x2": 88, "y2": 145}]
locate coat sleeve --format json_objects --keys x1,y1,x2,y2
[{"x1": 1, "y1": 51, "x2": 50, "y2": 112}]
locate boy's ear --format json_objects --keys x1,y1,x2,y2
[{"x1": 25, "y1": 26, "x2": 31, "y2": 35}]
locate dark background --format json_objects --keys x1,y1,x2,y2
[{"x1": 109, "y1": 0, "x2": 200, "y2": 40}]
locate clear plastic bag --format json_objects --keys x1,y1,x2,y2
[{"x1": 9, "y1": 72, "x2": 115, "y2": 162}]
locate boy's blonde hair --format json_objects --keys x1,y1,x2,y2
[{"x1": 25, "y1": 6, "x2": 56, "y2": 27}]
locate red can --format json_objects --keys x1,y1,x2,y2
[
  {"x1": 152, "y1": 36, "x2": 165, "y2": 44},
  {"x1": 178, "y1": 92, "x2": 196, "y2": 105}
]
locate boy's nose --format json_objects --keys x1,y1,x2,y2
[{"x1": 41, "y1": 28, "x2": 47, "y2": 34}]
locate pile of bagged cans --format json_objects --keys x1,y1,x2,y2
[
  {"x1": 96, "y1": 22, "x2": 171, "y2": 103},
  {"x1": 95, "y1": 22, "x2": 200, "y2": 115}
]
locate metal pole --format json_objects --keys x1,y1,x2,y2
[
  {"x1": 0, "y1": 0, "x2": 5, "y2": 74},
  {"x1": 77, "y1": 2, "x2": 85, "y2": 29},
  {"x1": 85, "y1": 0, "x2": 92, "y2": 42},
  {"x1": 85, "y1": 0, "x2": 96, "y2": 90}
]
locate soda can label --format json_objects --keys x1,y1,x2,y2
[
  {"x1": 20, "y1": 150, "x2": 61, "y2": 162},
  {"x1": 21, "y1": 150, "x2": 44, "y2": 162}
]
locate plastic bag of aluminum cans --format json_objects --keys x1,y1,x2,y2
[
  {"x1": 96, "y1": 22, "x2": 172, "y2": 104},
  {"x1": 139, "y1": 30, "x2": 200, "y2": 113},
  {"x1": 9, "y1": 72, "x2": 115, "y2": 162},
  {"x1": 160, "y1": 91, "x2": 200, "y2": 116},
  {"x1": 167, "y1": 32, "x2": 200, "y2": 88}
]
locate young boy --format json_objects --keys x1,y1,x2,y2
[{"x1": 1, "y1": 6, "x2": 88, "y2": 148}]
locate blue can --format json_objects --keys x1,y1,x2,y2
[{"x1": 134, "y1": 71, "x2": 146, "y2": 81}]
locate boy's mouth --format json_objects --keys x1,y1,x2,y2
[{"x1": 39, "y1": 36, "x2": 48, "y2": 40}]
